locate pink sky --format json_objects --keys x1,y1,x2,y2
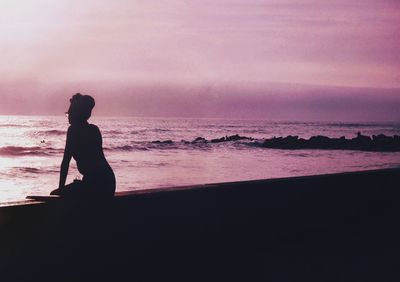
[{"x1": 0, "y1": 0, "x2": 399, "y2": 120}]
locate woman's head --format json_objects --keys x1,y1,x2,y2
[{"x1": 67, "y1": 93, "x2": 95, "y2": 124}]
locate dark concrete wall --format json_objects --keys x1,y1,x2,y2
[{"x1": 0, "y1": 168, "x2": 399, "y2": 281}]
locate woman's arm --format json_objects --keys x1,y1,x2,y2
[
  {"x1": 51, "y1": 127, "x2": 73, "y2": 195},
  {"x1": 58, "y1": 127, "x2": 73, "y2": 189},
  {"x1": 58, "y1": 153, "x2": 72, "y2": 189}
]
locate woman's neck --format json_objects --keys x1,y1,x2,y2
[{"x1": 70, "y1": 121, "x2": 89, "y2": 127}]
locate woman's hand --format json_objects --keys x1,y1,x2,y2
[{"x1": 50, "y1": 187, "x2": 64, "y2": 195}]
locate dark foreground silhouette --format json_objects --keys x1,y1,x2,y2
[
  {"x1": 1, "y1": 168, "x2": 399, "y2": 281},
  {"x1": 51, "y1": 93, "x2": 115, "y2": 199}
]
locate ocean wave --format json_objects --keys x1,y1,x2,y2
[
  {"x1": 15, "y1": 167, "x2": 42, "y2": 174},
  {"x1": 105, "y1": 145, "x2": 149, "y2": 152},
  {"x1": 5, "y1": 167, "x2": 59, "y2": 179},
  {"x1": 130, "y1": 129, "x2": 170, "y2": 135},
  {"x1": 104, "y1": 135, "x2": 255, "y2": 152},
  {"x1": 29, "y1": 130, "x2": 66, "y2": 137},
  {"x1": 325, "y1": 122, "x2": 398, "y2": 128},
  {"x1": 0, "y1": 123, "x2": 29, "y2": 128},
  {"x1": 104, "y1": 130, "x2": 124, "y2": 135},
  {"x1": 152, "y1": 128, "x2": 170, "y2": 132},
  {"x1": 0, "y1": 146, "x2": 59, "y2": 157},
  {"x1": 41, "y1": 130, "x2": 66, "y2": 136}
]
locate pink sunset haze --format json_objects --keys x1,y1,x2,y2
[{"x1": 0, "y1": 0, "x2": 399, "y2": 120}]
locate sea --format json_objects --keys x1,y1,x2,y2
[{"x1": 0, "y1": 115, "x2": 399, "y2": 203}]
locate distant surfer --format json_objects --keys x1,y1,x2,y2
[{"x1": 51, "y1": 93, "x2": 116, "y2": 199}]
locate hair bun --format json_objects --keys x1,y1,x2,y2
[
  {"x1": 70, "y1": 93, "x2": 95, "y2": 110},
  {"x1": 80, "y1": 95, "x2": 95, "y2": 110}
]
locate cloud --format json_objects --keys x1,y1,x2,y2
[
  {"x1": 1, "y1": 0, "x2": 399, "y2": 87},
  {"x1": 0, "y1": 0, "x2": 399, "y2": 118}
]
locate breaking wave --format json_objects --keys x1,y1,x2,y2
[
  {"x1": 104, "y1": 130, "x2": 124, "y2": 135},
  {"x1": 0, "y1": 146, "x2": 62, "y2": 157},
  {"x1": 17, "y1": 167, "x2": 42, "y2": 174},
  {"x1": 107, "y1": 145, "x2": 149, "y2": 151},
  {"x1": 105, "y1": 135, "x2": 256, "y2": 152},
  {"x1": 40, "y1": 130, "x2": 66, "y2": 136},
  {"x1": 0, "y1": 123, "x2": 29, "y2": 128}
]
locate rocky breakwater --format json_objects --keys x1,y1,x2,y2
[
  {"x1": 261, "y1": 133, "x2": 400, "y2": 152},
  {"x1": 184, "y1": 134, "x2": 254, "y2": 144}
]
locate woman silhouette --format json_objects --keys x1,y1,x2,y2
[{"x1": 51, "y1": 93, "x2": 116, "y2": 198}]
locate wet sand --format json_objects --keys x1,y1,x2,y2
[{"x1": 0, "y1": 168, "x2": 399, "y2": 281}]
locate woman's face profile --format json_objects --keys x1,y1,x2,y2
[{"x1": 66, "y1": 103, "x2": 80, "y2": 125}]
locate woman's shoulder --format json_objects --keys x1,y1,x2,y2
[
  {"x1": 88, "y1": 124, "x2": 102, "y2": 136},
  {"x1": 88, "y1": 123, "x2": 100, "y2": 131}
]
